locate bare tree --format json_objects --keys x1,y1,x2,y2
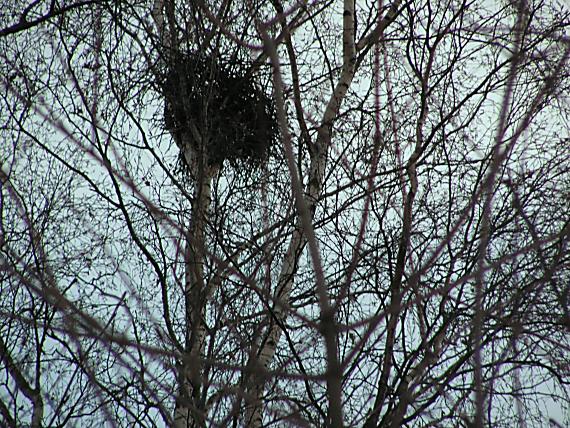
[{"x1": 1, "y1": 0, "x2": 569, "y2": 427}]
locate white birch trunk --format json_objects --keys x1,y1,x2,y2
[
  {"x1": 242, "y1": 1, "x2": 404, "y2": 424},
  {"x1": 151, "y1": 3, "x2": 216, "y2": 426},
  {"x1": 174, "y1": 142, "x2": 219, "y2": 428},
  {"x1": 242, "y1": 1, "x2": 360, "y2": 425}
]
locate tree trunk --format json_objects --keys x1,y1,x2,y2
[{"x1": 174, "y1": 140, "x2": 219, "y2": 428}]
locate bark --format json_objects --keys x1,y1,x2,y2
[
  {"x1": 173, "y1": 139, "x2": 219, "y2": 428},
  {"x1": 241, "y1": 1, "x2": 406, "y2": 426},
  {"x1": 151, "y1": 3, "x2": 214, "y2": 426}
]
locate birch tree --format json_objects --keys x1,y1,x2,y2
[{"x1": 1, "y1": 0, "x2": 569, "y2": 427}]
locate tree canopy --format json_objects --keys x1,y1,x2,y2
[{"x1": 1, "y1": 1, "x2": 569, "y2": 427}]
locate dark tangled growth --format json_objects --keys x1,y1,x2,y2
[{"x1": 162, "y1": 54, "x2": 277, "y2": 168}]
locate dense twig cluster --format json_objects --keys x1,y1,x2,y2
[{"x1": 162, "y1": 53, "x2": 277, "y2": 168}]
